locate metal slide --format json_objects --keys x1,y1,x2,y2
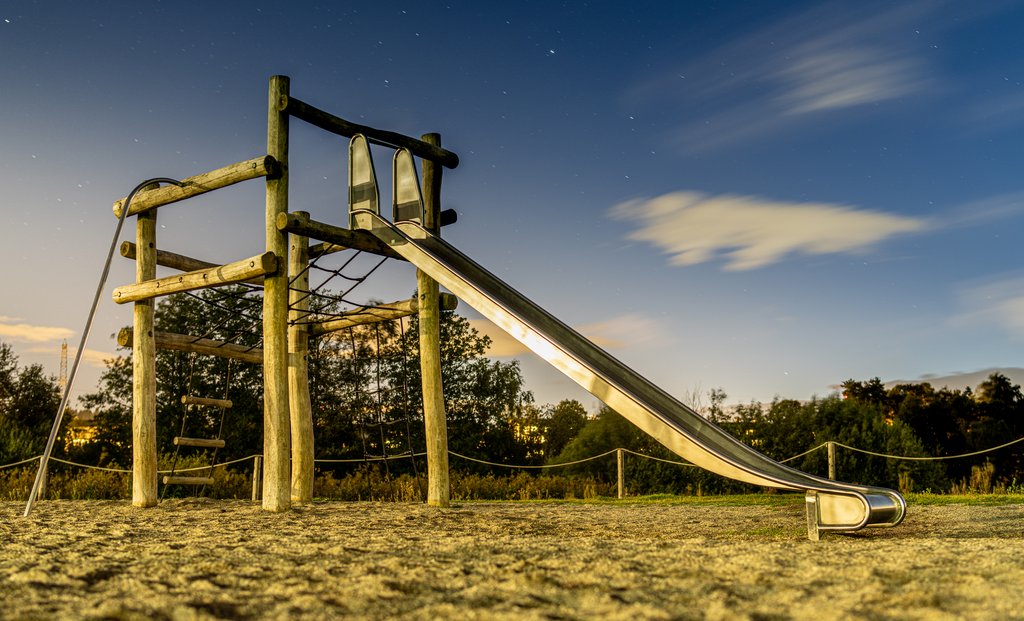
[{"x1": 354, "y1": 208, "x2": 906, "y2": 539}]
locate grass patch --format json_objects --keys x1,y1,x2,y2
[
  {"x1": 492, "y1": 493, "x2": 805, "y2": 507},
  {"x1": 907, "y1": 492, "x2": 1024, "y2": 506}
]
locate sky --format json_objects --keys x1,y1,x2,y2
[{"x1": 1, "y1": 1, "x2": 1023, "y2": 413}]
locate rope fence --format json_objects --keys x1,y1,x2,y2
[{"x1": 5, "y1": 434, "x2": 1022, "y2": 501}]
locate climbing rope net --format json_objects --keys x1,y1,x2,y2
[{"x1": 286, "y1": 244, "x2": 424, "y2": 495}]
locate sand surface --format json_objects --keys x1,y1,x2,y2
[{"x1": 1, "y1": 499, "x2": 1022, "y2": 620}]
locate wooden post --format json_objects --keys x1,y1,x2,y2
[
  {"x1": 827, "y1": 441, "x2": 836, "y2": 480},
  {"x1": 288, "y1": 214, "x2": 314, "y2": 503},
  {"x1": 419, "y1": 133, "x2": 450, "y2": 507},
  {"x1": 263, "y1": 75, "x2": 291, "y2": 512},
  {"x1": 252, "y1": 455, "x2": 263, "y2": 502},
  {"x1": 617, "y1": 448, "x2": 625, "y2": 499},
  {"x1": 132, "y1": 194, "x2": 158, "y2": 507}
]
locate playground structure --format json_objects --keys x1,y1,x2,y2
[{"x1": 42, "y1": 76, "x2": 907, "y2": 539}]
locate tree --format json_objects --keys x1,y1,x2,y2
[
  {"x1": 0, "y1": 341, "x2": 65, "y2": 465},
  {"x1": 970, "y1": 373, "x2": 1024, "y2": 480},
  {"x1": 841, "y1": 377, "x2": 888, "y2": 408},
  {"x1": 379, "y1": 305, "x2": 536, "y2": 469},
  {"x1": 80, "y1": 289, "x2": 537, "y2": 475},
  {"x1": 80, "y1": 287, "x2": 268, "y2": 466},
  {"x1": 541, "y1": 399, "x2": 588, "y2": 458}
]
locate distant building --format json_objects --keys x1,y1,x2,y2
[{"x1": 65, "y1": 410, "x2": 98, "y2": 448}]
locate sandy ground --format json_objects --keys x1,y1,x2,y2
[{"x1": 0, "y1": 499, "x2": 1022, "y2": 620}]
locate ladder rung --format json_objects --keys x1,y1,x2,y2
[
  {"x1": 162, "y1": 476, "x2": 215, "y2": 486},
  {"x1": 181, "y1": 395, "x2": 232, "y2": 408},
  {"x1": 173, "y1": 437, "x2": 226, "y2": 449}
]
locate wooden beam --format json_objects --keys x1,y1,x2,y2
[
  {"x1": 307, "y1": 209, "x2": 456, "y2": 260},
  {"x1": 112, "y1": 252, "x2": 276, "y2": 304},
  {"x1": 113, "y1": 155, "x2": 280, "y2": 218},
  {"x1": 284, "y1": 95, "x2": 459, "y2": 169},
  {"x1": 173, "y1": 437, "x2": 226, "y2": 449},
  {"x1": 310, "y1": 294, "x2": 458, "y2": 336},
  {"x1": 163, "y1": 476, "x2": 215, "y2": 486},
  {"x1": 277, "y1": 211, "x2": 405, "y2": 260},
  {"x1": 181, "y1": 395, "x2": 233, "y2": 409},
  {"x1": 120, "y1": 242, "x2": 265, "y2": 287},
  {"x1": 118, "y1": 328, "x2": 263, "y2": 365},
  {"x1": 121, "y1": 241, "x2": 214, "y2": 273}
]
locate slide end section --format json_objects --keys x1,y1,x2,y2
[{"x1": 805, "y1": 490, "x2": 906, "y2": 541}]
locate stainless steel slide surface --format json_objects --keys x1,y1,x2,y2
[{"x1": 356, "y1": 210, "x2": 906, "y2": 536}]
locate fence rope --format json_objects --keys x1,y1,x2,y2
[
  {"x1": 0, "y1": 456, "x2": 42, "y2": 470},
  {"x1": 4, "y1": 434, "x2": 1024, "y2": 474},
  {"x1": 315, "y1": 452, "x2": 426, "y2": 464},
  {"x1": 449, "y1": 449, "x2": 620, "y2": 469},
  {"x1": 777, "y1": 443, "x2": 828, "y2": 464},
  {"x1": 621, "y1": 448, "x2": 697, "y2": 467},
  {"x1": 832, "y1": 436, "x2": 1024, "y2": 461}
]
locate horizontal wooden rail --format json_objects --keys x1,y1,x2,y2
[
  {"x1": 277, "y1": 212, "x2": 404, "y2": 260},
  {"x1": 118, "y1": 328, "x2": 264, "y2": 365},
  {"x1": 283, "y1": 95, "x2": 459, "y2": 169},
  {"x1": 311, "y1": 294, "x2": 458, "y2": 336},
  {"x1": 173, "y1": 437, "x2": 226, "y2": 449},
  {"x1": 120, "y1": 242, "x2": 265, "y2": 287},
  {"x1": 112, "y1": 252, "x2": 276, "y2": 304},
  {"x1": 181, "y1": 395, "x2": 233, "y2": 409},
  {"x1": 163, "y1": 476, "x2": 215, "y2": 486},
  {"x1": 113, "y1": 155, "x2": 280, "y2": 218}
]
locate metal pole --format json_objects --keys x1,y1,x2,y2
[{"x1": 24, "y1": 177, "x2": 181, "y2": 517}]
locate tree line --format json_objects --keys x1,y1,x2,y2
[{"x1": 1, "y1": 288, "x2": 1021, "y2": 494}]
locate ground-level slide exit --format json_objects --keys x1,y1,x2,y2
[{"x1": 355, "y1": 210, "x2": 906, "y2": 539}]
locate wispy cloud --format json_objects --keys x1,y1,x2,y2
[
  {"x1": 470, "y1": 314, "x2": 664, "y2": 357},
  {"x1": 625, "y1": 2, "x2": 936, "y2": 151},
  {"x1": 0, "y1": 317, "x2": 74, "y2": 343},
  {"x1": 966, "y1": 92, "x2": 1024, "y2": 133},
  {"x1": 954, "y1": 275, "x2": 1024, "y2": 340},
  {"x1": 24, "y1": 345, "x2": 114, "y2": 368},
  {"x1": 611, "y1": 191, "x2": 928, "y2": 270},
  {"x1": 945, "y1": 192, "x2": 1024, "y2": 227},
  {"x1": 777, "y1": 47, "x2": 924, "y2": 115}
]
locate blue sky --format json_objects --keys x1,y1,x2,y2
[{"x1": 2, "y1": 1, "x2": 1023, "y2": 411}]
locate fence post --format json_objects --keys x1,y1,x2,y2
[
  {"x1": 827, "y1": 441, "x2": 836, "y2": 480},
  {"x1": 252, "y1": 455, "x2": 263, "y2": 502},
  {"x1": 617, "y1": 448, "x2": 625, "y2": 499}
]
